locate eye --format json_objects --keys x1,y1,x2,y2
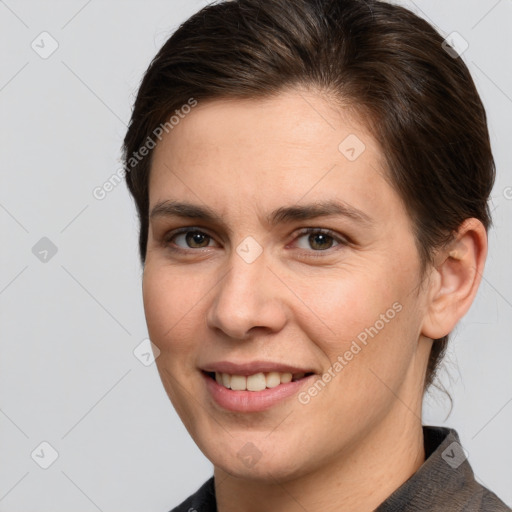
[
  {"x1": 164, "y1": 228, "x2": 217, "y2": 250},
  {"x1": 162, "y1": 227, "x2": 348, "y2": 255},
  {"x1": 293, "y1": 228, "x2": 347, "y2": 252}
]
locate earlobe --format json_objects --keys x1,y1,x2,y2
[{"x1": 421, "y1": 218, "x2": 488, "y2": 340}]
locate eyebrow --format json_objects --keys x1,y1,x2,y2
[{"x1": 149, "y1": 200, "x2": 374, "y2": 230}]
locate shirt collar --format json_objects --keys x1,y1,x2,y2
[{"x1": 375, "y1": 426, "x2": 475, "y2": 511}]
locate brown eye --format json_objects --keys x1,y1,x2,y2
[
  {"x1": 184, "y1": 231, "x2": 211, "y2": 248},
  {"x1": 295, "y1": 228, "x2": 345, "y2": 252},
  {"x1": 307, "y1": 233, "x2": 334, "y2": 250},
  {"x1": 166, "y1": 229, "x2": 215, "y2": 250}
]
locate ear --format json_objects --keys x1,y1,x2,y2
[{"x1": 421, "y1": 218, "x2": 488, "y2": 340}]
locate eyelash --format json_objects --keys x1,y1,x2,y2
[{"x1": 162, "y1": 227, "x2": 349, "y2": 257}]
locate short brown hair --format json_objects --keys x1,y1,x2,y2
[{"x1": 122, "y1": 0, "x2": 495, "y2": 389}]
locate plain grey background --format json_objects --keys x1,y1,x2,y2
[{"x1": 1, "y1": 1, "x2": 511, "y2": 511}]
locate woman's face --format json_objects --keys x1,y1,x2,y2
[{"x1": 143, "y1": 89, "x2": 433, "y2": 481}]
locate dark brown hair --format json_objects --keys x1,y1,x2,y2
[{"x1": 122, "y1": 0, "x2": 495, "y2": 390}]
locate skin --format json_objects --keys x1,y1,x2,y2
[{"x1": 143, "y1": 88, "x2": 487, "y2": 512}]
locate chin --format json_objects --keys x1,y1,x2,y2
[{"x1": 197, "y1": 432, "x2": 319, "y2": 483}]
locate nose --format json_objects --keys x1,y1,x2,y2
[{"x1": 205, "y1": 249, "x2": 288, "y2": 340}]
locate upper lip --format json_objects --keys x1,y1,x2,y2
[{"x1": 201, "y1": 361, "x2": 315, "y2": 376}]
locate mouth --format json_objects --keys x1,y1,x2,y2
[
  {"x1": 203, "y1": 370, "x2": 315, "y2": 392},
  {"x1": 200, "y1": 361, "x2": 318, "y2": 412}
]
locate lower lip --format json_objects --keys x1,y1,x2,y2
[{"x1": 202, "y1": 372, "x2": 315, "y2": 413}]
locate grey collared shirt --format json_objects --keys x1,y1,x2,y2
[{"x1": 170, "y1": 426, "x2": 510, "y2": 511}]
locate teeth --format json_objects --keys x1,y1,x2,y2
[
  {"x1": 280, "y1": 372, "x2": 292, "y2": 383},
  {"x1": 221, "y1": 373, "x2": 231, "y2": 388},
  {"x1": 266, "y1": 372, "x2": 281, "y2": 388},
  {"x1": 230, "y1": 375, "x2": 246, "y2": 391},
  {"x1": 247, "y1": 373, "x2": 266, "y2": 391},
  {"x1": 213, "y1": 371, "x2": 305, "y2": 391}
]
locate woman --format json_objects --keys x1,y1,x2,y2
[{"x1": 122, "y1": 0, "x2": 510, "y2": 510}]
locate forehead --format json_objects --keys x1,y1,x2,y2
[{"x1": 148, "y1": 89, "x2": 400, "y2": 223}]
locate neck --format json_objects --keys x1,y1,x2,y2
[{"x1": 214, "y1": 410, "x2": 425, "y2": 512}]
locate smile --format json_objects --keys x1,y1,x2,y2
[
  {"x1": 201, "y1": 368, "x2": 316, "y2": 413},
  {"x1": 206, "y1": 371, "x2": 313, "y2": 391}
]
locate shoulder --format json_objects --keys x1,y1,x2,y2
[
  {"x1": 376, "y1": 426, "x2": 511, "y2": 511},
  {"x1": 168, "y1": 477, "x2": 216, "y2": 512}
]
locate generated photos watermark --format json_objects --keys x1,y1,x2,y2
[
  {"x1": 92, "y1": 98, "x2": 198, "y2": 201},
  {"x1": 298, "y1": 301, "x2": 403, "y2": 405}
]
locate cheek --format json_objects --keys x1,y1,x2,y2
[
  {"x1": 142, "y1": 264, "x2": 206, "y2": 356},
  {"x1": 295, "y1": 264, "x2": 404, "y2": 344},
  {"x1": 296, "y1": 261, "x2": 420, "y2": 388}
]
